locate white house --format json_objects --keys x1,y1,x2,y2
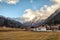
[{"x1": 30, "y1": 26, "x2": 47, "y2": 31}]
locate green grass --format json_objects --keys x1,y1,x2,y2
[{"x1": 0, "y1": 27, "x2": 60, "y2": 40}]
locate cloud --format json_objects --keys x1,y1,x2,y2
[
  {"x1": 21, "y1": 0, "x2": 60, "y2": 23},
  {"x1": 0, "y1": 0, "x2": 2, "y2": 2},
  {"x1": 22, "y1": 4, "x2": 59, "y2": 22},
  {"x1": 51, "y1": 0, "x2": 60, "y2": 4},
  {"x1": 0, "y1": 0, "x2": 19, "y2": 4},
  {"x1": 23, "y1": 9, "x2": 36, "y2": 22},
  {"x1": 30, "y1": 0, "x2": 33, "y2": 3},
  {"x1": 6, "y1": 0, "x2": 19, "y2": 4}
]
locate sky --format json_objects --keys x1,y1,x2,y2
[{"x1": 0, "y1": 0, "x2": 53, "y2": 18}]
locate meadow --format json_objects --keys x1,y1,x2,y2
[{"x1": 0, "y1": 27, "x2": 60, "y2": 40}]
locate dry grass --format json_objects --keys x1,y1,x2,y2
[{"x1": 0, "y1": 27, "x2": 60, "y2": 40}]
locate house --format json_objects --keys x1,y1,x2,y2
[
  {"x1": 50, "y1": 24, "x2": 60, "y2": 31},
  {"x1": 30, "y1": 25, "x2": 47, "y2": 31}
]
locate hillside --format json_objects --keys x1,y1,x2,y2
[
  {"x1": 45, "y1": 8, "x2": 60, "y2": 25},
  {"x1": 0, "y1": 15, "x2": 23, "y2": 28}
]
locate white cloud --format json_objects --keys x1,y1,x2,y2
[
  {"x1": 0, "y1": 0, "x2": 19, "y2": 4},
  {"x1": 30, "y1": 0, "x2": 33, "y2": 3},
  {"x1": 22, "y1": 5, "x2": 59, "y2": 22},
  {"x1": 0, "y1": 0, "x2": 2, "y2": 2},
  {"x1": 21, "y1": 0, "x2": 60, "y2": 22},
  {"x1": 6, "y1": 0, "x2": 19, "y2": 4},
  {"x1": 51, "y1": 0, "x2": 60, "y2": 4},
  {"x1": 23, "y1": 9, "x2": 36, "y2": 22}
]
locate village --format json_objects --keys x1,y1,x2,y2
[{"x1": 28, "y1": 24, "x2": 60, "y2": 31}]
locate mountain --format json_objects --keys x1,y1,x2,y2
[{"x1": 0, "y1": 15, "x2": 23, "y2": 28}]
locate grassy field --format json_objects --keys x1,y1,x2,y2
[{"x1": 0, "y1": 27, "x2": 60, "y2": 40}]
